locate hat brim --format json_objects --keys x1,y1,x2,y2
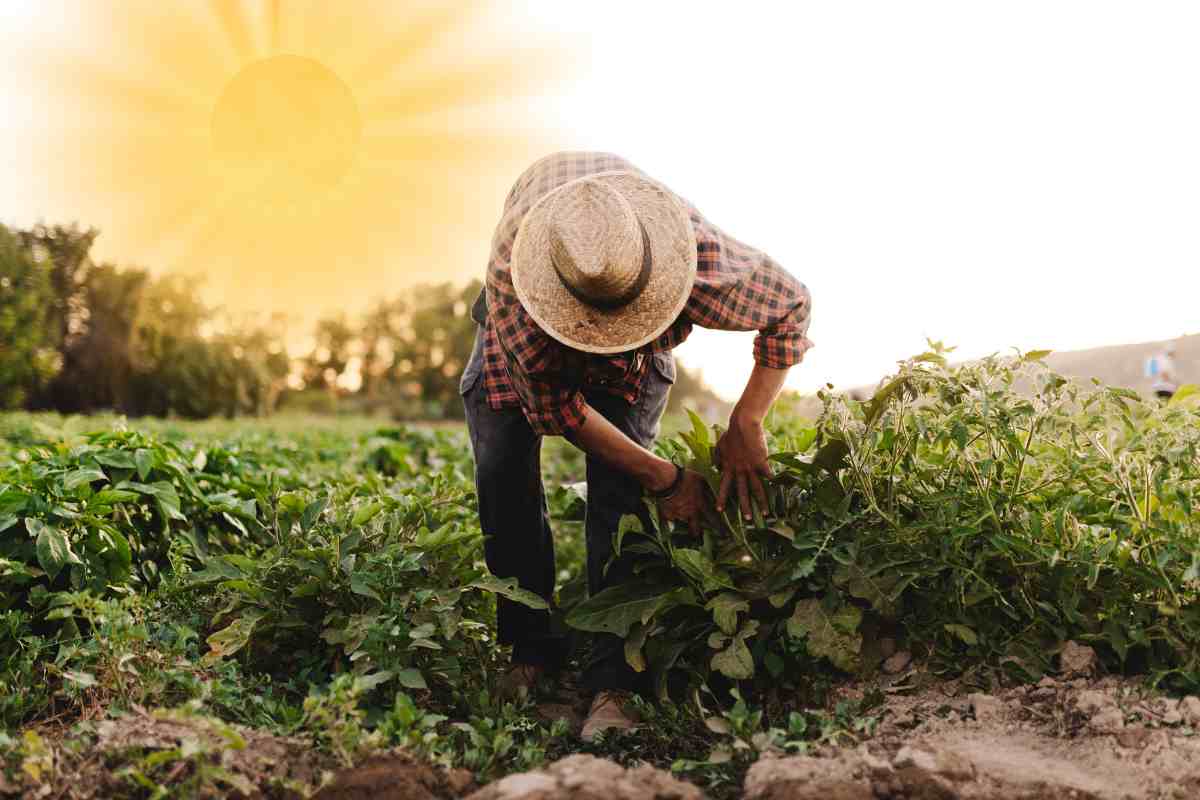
[{"x1": 511, "y1": 171, "x2": 697, "y2": 354}]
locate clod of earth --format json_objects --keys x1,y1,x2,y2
[
  {"x1": 1059, "y1": 640, "x2": 1099, "y2": 679},
  {"x1": 464, "y1": 755, "x2": 703, "y2": 800}
]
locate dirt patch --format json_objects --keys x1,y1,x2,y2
[
  {"x1": 313, "y1": 753, "x2": 475, "y2": 800},
  {"x1": 464, "y1": 754, "x2": 702, "y2": 800},
  {"x1": 0, "y1": 709, "x2": 468, "y2": 800},
  {"x1": 747, "y1": 666, "x2": 1200, "y2": 800}
]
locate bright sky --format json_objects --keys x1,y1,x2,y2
[{"x1": 2, "y1": 1, "x2": 1198, "y2": 399}]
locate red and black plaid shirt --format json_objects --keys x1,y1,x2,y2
[{"x1": 482, "y1": 152, "x2": 813, "y2": 436}]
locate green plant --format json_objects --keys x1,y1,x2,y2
[{"x1": 569, "y1": 346, "x2": 1200, "y2": 694}]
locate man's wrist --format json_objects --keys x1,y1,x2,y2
[
  {"x1": 642, "y1": 456, "x2": 679, "y2": 493},
  {"x1": 730, "y1": 404, "x2": 766, "y2": 430}
]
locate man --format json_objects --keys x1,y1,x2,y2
[
  {"x1": 460, "y1": 152, "x2": 812, "y2": 740},
  {"x1": 1147, "y1": 343, "x2": 1179, "y2": 400}
]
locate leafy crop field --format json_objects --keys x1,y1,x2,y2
[{"x1": 1, "y1": 347, "x2": 1199, "y2": 799}]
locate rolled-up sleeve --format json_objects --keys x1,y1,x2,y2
[
  {"x1": 685, "y1": 214, "x2": 814, "y2": 369},
  {"x1": 751, "y1": 267, "x2": 812, "y2": 369}
]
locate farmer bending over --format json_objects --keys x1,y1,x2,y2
[{"x1": 461, "y1": 152, "x2": 812, "y2": 740}]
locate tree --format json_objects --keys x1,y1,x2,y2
[{"x1": 0, "y1": 225, "x2": 59, "y2": 408}]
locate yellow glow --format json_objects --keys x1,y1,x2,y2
[
  {"x1": 13, "y1": 1, "x2": 568, "y2": 324},
  {"x1": 211, "y1": 55, "x2": 362, "y2": 200}
]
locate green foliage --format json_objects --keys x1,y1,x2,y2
[
  {"x1": 0, "y1": 426, "x2": 261, "y2": 629},
  {"x1": 0, "y1": 225, "x2": 58, "y2": 409},
  {"x1": 569, "y1": 345, "x2": 1200, "y2": 694},
  {"x1": 3, "y1": 343, "x2": 1200, "y2": 795}
]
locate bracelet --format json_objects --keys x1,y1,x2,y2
[{"x1": 648, "y1": 464, "x2": 685, "y2": 499}]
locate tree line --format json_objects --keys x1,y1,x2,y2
[{"x1": 0, "y1": 223, "x2": 725, "y2": 420}]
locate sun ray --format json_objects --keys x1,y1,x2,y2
[
  {"x1": 208, "y1": 0, "x2": 259, "y2": 64},
  {"x1": 358, "y1": 51, "x2": 563, "y2": 123},
  {"x1": 33, "y1": 59, "x2": 212, "y2": 126},
  {"x1": 345, "y1": 0, "x2": 487, "y2": 93},
  {"x1": 68, "y1": 4, "x2": 237, "y2": 101},
  {"x1": 269, "y1": 0, "x2": 282, "y2": 53},
  {"x1": 358, "y1": 130, "x2": 551, "y2": 167},
  {"x1": 8, "y1": 0, "x2": 573, "y2": 324}
]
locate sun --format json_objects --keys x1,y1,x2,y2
[
  {"x1": 8, "y1": 1, "x2": 568, "y2": 322},
  {"x1": 212, "y1": 55, "x2": 362, "y2": 201}
]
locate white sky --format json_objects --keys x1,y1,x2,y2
[
  {"x1": 2, "y1": 1, "x2": 1198, "y2": 399},
  {"x1": 523, "y1": 0, "x2": 1200, "y2": 396}
]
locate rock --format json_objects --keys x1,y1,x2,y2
[
  {"x1": 882, "y1": 650, "x2": 912, "y2": 675},
  {"x1": 1075, "y1": 689, "x2": 1114, "y2": 716},
  {"x1": 483, "y1": 773, "x2": 558, "y2": 797},
  {"x1": 744, "y1": 751, "x2": 875, "y2": 800},
  {"x1": 1117, "y1": 728, "x2": 1154, "y2": 749},
  {"x1": 314, "y1": 753, "x2": 477, "y2": 800},
  {"x1": 446, "y1": 768, "x2": 476, "y2": 796},
  {"x1": 1090, "y1": 707, "x2": 1126, "y2": 732},
  {"x1": 1059, "y1": 641, "x2": 1098, "y2": 678},
  {"x1": 968, "y1": 693, "x2": 1005, "y2": 723},
  {"x1": 465, "y1": 755, "x2": 703, "y2": 800},
  {"x1": 1179, "y1": 696, "x2": 1200, "y2": 727},
  {"x1": 1162, "y1": 707, "x2": 1183, "y2": 726},
  {"x1": 878, "y1": 637, "x2": 897, "y2": 659}
]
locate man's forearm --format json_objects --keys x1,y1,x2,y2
[
  {"x1": 571, "y1": 403, "x2": 677, "y2": 492},
  {"x1": 731, "y1": 364, "x2": 790, "y2": 425}
]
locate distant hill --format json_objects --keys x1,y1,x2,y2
[
  {"x1": 1041, "y1": 334, "x2": 1198, "y2": 392},
  {"x1": 786, "y1": 334, "x2": 1198, "y2": 419}
]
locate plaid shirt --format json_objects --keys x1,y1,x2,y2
[{"x1": 482, "y1": 152, "x2": 813, "y2": 436}]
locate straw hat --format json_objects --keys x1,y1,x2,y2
[{"x1": 511, "y1": 171, "x2": 697, "y2": 354}]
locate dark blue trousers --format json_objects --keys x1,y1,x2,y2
[{"x1": 460, "y1": 328, "x2": 674, "y2": 691}]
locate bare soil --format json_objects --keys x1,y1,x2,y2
[
  {"x1": 745, "y1": 674, "x2": 1200, "y2": 799},
  {"x1": 5, "y1": 653, "x2": 1199, "y2": 799}
]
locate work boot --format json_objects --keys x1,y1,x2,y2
[
  {"x1": 497, "y1": 663, "x2": 544, "y2": 702},
  {"x1": 580, "y1": 690, "x2": 640, "y2": 742}
]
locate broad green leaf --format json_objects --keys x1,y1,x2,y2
[
  {"x1": 863, "y1": 377, "x2": 912, "y2": 427},
  {"x1": 786, "y1": 599, "x2": 862, "y2": 673},
  {"x1": 409, "y1": 622, "x2": 437, "y2": 639},
  {"x1": 202, "y1": 610, "x2": 266, "y2": 665},
  {"x1": 356, "y1": 671, "x2": 394, "y2": 691},
  {"x1": 301, "y1": 495, "x2": 329, "y2": 533},
  {"x1": 125, "y1": 481, "x2": 186, "y2": 521},
  {"x1": 566, "y1": 582, "x2": 680, "y2": 636},
  {"x1": 28, "y1": 519, "x2": 79, "y2": 580},
  {"x1": 469, "y1": 576, "x2": 549, "y2": 610},
  {"x1": 92, "y1": 489, "x2": 139, "y2": 505},
  {"x1": 352, "y1": 501, "x2": 385, "y2": 527},
  {"x1": 1169, "y1": 384, "x2": 1199, "y2": 406},
  {"x1": 672, "y1": 549, "x2": 734, "y2": 592},
  {"x1": 813, "y1": 439, "x2": 850, "y2": 474},
  {"x1": 94, "y1": 450, "x2": 136, "y2": 469},
  {"x1": 710, "y1": 620, "x2": 759, "y2": 680},
  {"x1": 711, "y1": 639, "x2": 754, "y2": 679},
  {"x1": 62, "y1": 670, "x2": 97, "y2": 689},
  {"x1": 624, "y1": 621, "x2": 650, "y2": 673},
  {"x1": 705, "y1": 593, "x2": 749, "y2": 635},
  {"x1": 134, "y1": 448, "x2": 156, "y2": 481},
  {"x1": 833, "y1": 561, "x2": 913, "y2": 613},
  {"x1": 63, "y1": 468, "x2": 107, "y2": 491},
  {"x1": 350, "y1": 574, "x2": 382, "y2": 602},
  {"x1": 1023, "y1": 349, "x2": 1053, "y2": 362},
  {"x1": 614, "y1": 514, "x2": 643, "y2": 557},
  {"x1": 944, "y1": 623, "x2": 979, "y2": 646},
  {"x1": 396, "y1": 668, "x2": 428, "y2": 690}
]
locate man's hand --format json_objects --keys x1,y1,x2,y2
[
  {"x1": 655, "y1": 469, "x2": 709, "y2": 535},
  {"x1": 715, "y1": 415, "x2": 772, "y2": 520}
]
